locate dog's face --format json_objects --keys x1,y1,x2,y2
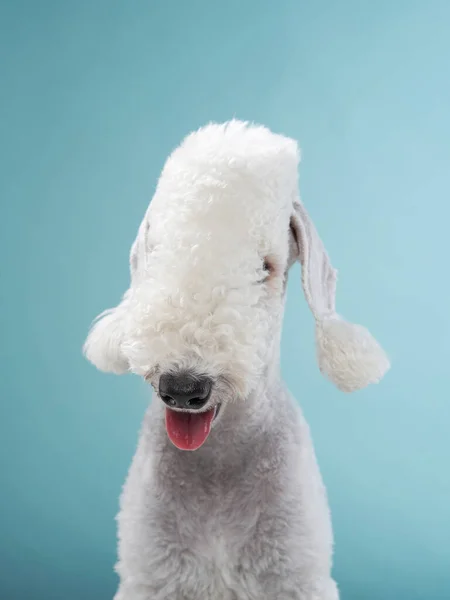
[{"x1": 84, "y1": 122, "x2": 302, "y2": 450}]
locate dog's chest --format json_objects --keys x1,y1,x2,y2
[{"x1": 164, "y1": 447, "x2": 283, "y2": 564}]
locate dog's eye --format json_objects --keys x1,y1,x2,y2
[
  {"x1": 263, "y1": 258, "x2": 274, "y2": 273},
  {"x1": 262, "y1": 258, "x2": 275, "y2": 282}
]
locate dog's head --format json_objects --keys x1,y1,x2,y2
[{"x1": 84, "y1": 121, "x2": 389, "y2": 450}]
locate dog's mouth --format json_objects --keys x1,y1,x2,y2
[{"x1": 165, "y1": 404, "x2": 221, "y2": 451}]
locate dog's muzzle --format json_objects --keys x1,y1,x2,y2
[{"x1": 159, "y1": 372, "x2": 219, "y2": 451}]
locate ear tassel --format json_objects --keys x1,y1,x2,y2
[
  {"x1": 83, "y1": 305, "x2": 130, "y2": 374},
  {"x1": 315, "y1": 315, "x2": 390, "y2": 392}
]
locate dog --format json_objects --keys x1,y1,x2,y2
[{"x1": 84, "y1": 121, "x2": 389, "y2": 599}]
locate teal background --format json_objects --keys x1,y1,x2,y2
[{"x1": 1, "y1": 1, "x2": 449, "y2": 598}]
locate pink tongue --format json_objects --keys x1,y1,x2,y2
[{"x1": 165, "y1": 407, "x2": 215, "y2": 451}]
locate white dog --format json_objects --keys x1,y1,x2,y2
[{"x1": 84, "y1": 121, "x2": 389, "y2": 600}]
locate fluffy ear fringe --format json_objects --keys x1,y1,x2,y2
[
  {"x1": 316, "y1": 316, "x2": 390, "y2": 393},
  {"x1": 83, "y1": 306, "x2": 129, "y2": 374}
]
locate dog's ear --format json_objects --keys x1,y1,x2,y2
[
  {"x1": 289, "y1": 199, "x2": 390, "y2": 392},
  {"x1": 83, "y1": 215, "x2": 150, "y2": 374}
]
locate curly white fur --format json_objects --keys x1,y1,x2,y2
[
  {"x1": 84, "y1": 120, "x2": 389, "y2": 600},
  {"x1": 316, "y1": 316, "x2": 390, "y2": 392}
]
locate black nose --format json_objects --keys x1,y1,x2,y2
[{"x1": 159, "y1": 373, "x2": 212, "y2": 410}]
